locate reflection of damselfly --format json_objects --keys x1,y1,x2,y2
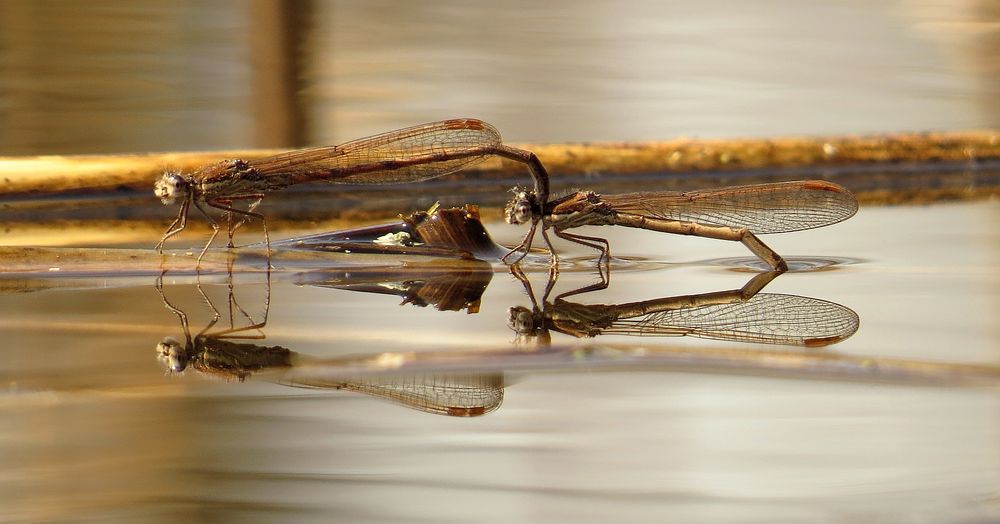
[
  {"x1": 154, "y1": 118, "x2": 550, "y2": 261},
  {"x1": 155, "y1": 271, "x2": 278, "y2": 379},
  {"x1": 504, "y1": 180, "x2": 858, "y2": 269},
  {"x1": 154, "y1": 272, "x2": 501, "y2": 416},
  {"x1": 508, "y1": 267, "x2": 859, "y2": 348}
]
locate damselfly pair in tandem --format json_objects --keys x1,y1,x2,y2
[{"x1": 154, "y1": 118, "x2": 858, "y2": 269}]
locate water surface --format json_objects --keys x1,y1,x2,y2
[{"x1": 2, "y1": 197, "x2": 998, "y2": 523}]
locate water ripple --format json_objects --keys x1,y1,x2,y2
[{"x1": 702, "y1": 256, "x2": 867, "y2": 273}]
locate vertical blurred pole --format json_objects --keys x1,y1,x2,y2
[
  {"x1": 248, "y1": 0, "x2": 308, "y2": 148},
  {"x1": 974, "y1": 1, "x2": 999, "y2": 125}
]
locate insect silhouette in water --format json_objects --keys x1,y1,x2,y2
[
  {"x1": 506, "y1": 265, "x2": 860, "y2": 349},
  {"x1": 155, "y1": 271, "x2": 283, "y2": 381},
  {"x1": 154, "y1": 271, "x2": 502, "y2": 416}
]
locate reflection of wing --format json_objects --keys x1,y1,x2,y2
[
  {"x1": 602, "y1": 293, "x2": 859, "y2": 347},
  {"x1": 292, "y1": 373, "x2": 504, "y2": 417},
  {"x1": 601, "y1": 181, "x2": 858, "y2": 234}
]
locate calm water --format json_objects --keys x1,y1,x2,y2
[
  {"x1": 1, "y1": 198, "x2": 998, "y2": 523},
  {"x1": 1, "y1": 1, "x2": 999, "y2": 522}
]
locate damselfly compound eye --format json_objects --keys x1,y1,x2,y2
[
  {"x1": 504, "y1": 191, "x2": 534, "y2": 225},
  {"x1": 154, "y1": 173, "x2": 186, "y2": 206},
  {"x1": 507, "y1": 306, "x2": 535, "y2": 334},
  {"x1": 515, "y1": 203, "x2": 532, "y2": 223},
  {"x1": 156, "y1": 337, "x2": 188, "y2": 373}
]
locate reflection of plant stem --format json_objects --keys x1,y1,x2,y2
[
  {"x1": 286, "y1": 342, "x2": 1000, "y2": 387},
  {"x1": 297, "y1": 265, "x2": 493, "y2": 313}
]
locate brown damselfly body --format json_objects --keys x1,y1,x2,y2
[
  {"x1": 503, "y1": 180, "x2": 858, "y2": 270},
  {"x1": 154, "y1": 118, "x2": 551, "y2": 261}
]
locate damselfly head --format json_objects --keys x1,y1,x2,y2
[
  {"x1": 504, "y1": 189, "x2": 537, "y2": 225},
  {"x1": 154, "y1": 172, "x2": 188, "y2": 205},
  {"x1": 507, "y1": 306, "x2": 537, "y2": 335},
  {"x1": 156, "y1": 337, "x2": 189, "y2": 373}
]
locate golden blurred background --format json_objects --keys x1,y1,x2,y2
[{"x1": 1, "y1": 0, "x2": 997, "y2": 156}]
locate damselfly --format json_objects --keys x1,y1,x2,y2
[
  {"x1": 154, "y1": 118, "x2": 550, "y2": 260},
  {"x1": 503, "y1": 180, "x2": 858, "y2": 270}
]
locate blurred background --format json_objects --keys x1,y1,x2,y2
[{"x1": 0, "y1": 0, "x2": 997, "y2": 156}]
